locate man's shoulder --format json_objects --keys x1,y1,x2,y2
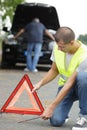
[
  {"x1": 81, "y1": 43, "x2": 87, "y2": 51},
  {"x1": 39, "y1": 22, "x2": 46, "y2": 28},
  {"x1": 78, "y1": 40, "x2": 87, "y2": 51}
]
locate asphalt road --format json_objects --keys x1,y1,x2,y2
[{"x1": 0, "y1": 66, "x2": 80, "y2": 130}]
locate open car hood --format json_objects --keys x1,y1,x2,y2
[{"x1": 11, "y1": 2, "x2": 60, "y2": 33}]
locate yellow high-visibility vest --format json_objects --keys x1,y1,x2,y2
[{"x1": 54, "y1": 41, "x2": 87, "y2": 86}]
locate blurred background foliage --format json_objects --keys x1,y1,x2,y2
[
  {"x1": 0, "y1": 0, "x2": 25, "y2": 22},
  {"x1": 77, "y1": 34, "x2": 87, "y2": 45}
]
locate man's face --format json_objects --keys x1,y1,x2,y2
[{"x1": 56, "y1": 40, "x2": 72, "y2": 53}]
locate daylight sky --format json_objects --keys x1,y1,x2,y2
[{"x1": 25, "y1": 0, "x2": 87, "y2": 38}]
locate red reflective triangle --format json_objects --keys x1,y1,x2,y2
[{"x1": 0, "y1": 74, "x2": 44, "y2": 115}]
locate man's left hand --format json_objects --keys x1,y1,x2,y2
[{"x1": 41, "y1": 104, "x2": 55, "y2": 120}]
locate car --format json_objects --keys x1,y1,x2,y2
[{"x1": 1, "y1": 2, "x2": 60, "y2": 68}]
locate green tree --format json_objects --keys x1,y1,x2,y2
[
  {"x1": 0, "y1": 0, "x2": 25, "y2": 24},
  {"x1": 77, "y1": 34, "x2": 87, "y2": 45}
]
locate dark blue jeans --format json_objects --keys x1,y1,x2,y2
[{"x1": 50, "y1": 72, "x2": 87, "y2": 126}]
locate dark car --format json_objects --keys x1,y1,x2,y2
[{"x1": 1, "y1": 2, "x2": 60, "y2": 68}]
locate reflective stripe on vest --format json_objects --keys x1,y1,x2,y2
[{"x1": 54, "y1": 42, "x2": 87, "y2": 86}]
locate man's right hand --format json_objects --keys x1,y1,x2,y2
[{"x1": 32, "y1": 82, "x2": 42, "y2": 93}]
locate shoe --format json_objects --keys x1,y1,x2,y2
[
  {"x1": 65, "y1": 118, "x2": 69, "y2": 123},
  {"x1": 31, "y1": 69, "x2": 38, "y2": 72},
  {"x1": 24, "y1": 68, "x2": 30, "y2": 72},
  {"x1": 72, "y1": 117, "x2": 87, "y2": 130}
]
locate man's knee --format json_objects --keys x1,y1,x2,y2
[{"x1": 50, "y1": 116, "x2": 65, "y2": 126}]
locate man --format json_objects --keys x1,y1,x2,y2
[
  {"x1": 32, "y1": 27, "x2": 87, "y2": 130},
  {"x1": 14, "y1": 18, "x2": 55, "y2": 72}
]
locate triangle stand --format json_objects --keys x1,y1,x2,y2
[{"x1": 0, "y1": 74, "x2": 44, "y2": 115}]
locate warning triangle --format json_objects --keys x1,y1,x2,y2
[{"x1": 0, "y1": 74, "x2": 44, "y2": 115}]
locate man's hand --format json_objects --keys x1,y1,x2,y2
[
  {"x1": 13, "y1": 36, "x2": 16, "y2": 40},
  {"x1": 32, "y1": 82, "x2": 42, "y2": 93},
  {"x1": 41, "y1": 104, "x2": 55, "y2": 120}
]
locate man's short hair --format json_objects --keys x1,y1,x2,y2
[{"x1": 55, "y1": 27, "x2": 75, "y2": 44}]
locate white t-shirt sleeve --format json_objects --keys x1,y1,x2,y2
[
  {"x1": 50, "y1": 43, "x2": 56, "y2": 62},
  {"x1": 50, "y1": 50, "x2": 55, "y2": 62}
]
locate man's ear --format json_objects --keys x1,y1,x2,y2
[{"x1": 70, "y1": 40, "x2": 74, "y2": 45}]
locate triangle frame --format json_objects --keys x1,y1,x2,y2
[{"x1": 0, "y1": 74, "x2": 44, "y2": 115}]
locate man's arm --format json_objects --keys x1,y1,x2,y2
[
  {"x1": 32, "y1": 62, "x2": 59, "y2": 92},
  {"x1": 45, "y1": 29, "x2": 55, "y2": 41},
  {"x1": 14, "y1": 28, "x2": 25, "y2": 39},
  {"x1": 41, "y1": 71, "x2": 77, "y2": 120}
]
